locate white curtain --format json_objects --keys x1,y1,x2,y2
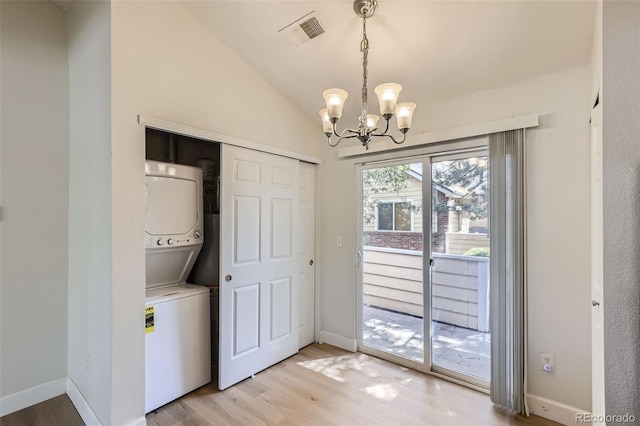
[{"x1": 489, "y1": 129, "x2": 526, "y2": 413}]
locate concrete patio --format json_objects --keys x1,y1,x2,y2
[{"x1": 362, "y1": 305, "x2": 491, "y2": 382}]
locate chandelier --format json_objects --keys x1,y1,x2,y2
[{"x1": 319, "y1": 0, "x2": 416, "y2": 150}]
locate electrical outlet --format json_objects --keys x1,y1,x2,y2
[{"x1": 541, "y1": 353, "x2": 554, "y2": 373}]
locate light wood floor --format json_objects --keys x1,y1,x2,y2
[
  {"x1": 0, "y1": 394, "x2": 84, "y2": 426},
  {"x1": 0, "y1": 344, "x2": 561, "y2": 426},
  {"x1": 147, "y1": 343, "x2": 558, "y2": 426}
]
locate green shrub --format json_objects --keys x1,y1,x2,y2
[{"x1": 463, "y1": 247, "x2": 490, "y2": 257}]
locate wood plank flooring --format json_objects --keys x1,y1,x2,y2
[
  {"x1": 0, "y1": 394, "x2": 84, "y2": 426},
  {"x1": 0, "y1": 344, "x2": 561, "y2": 426},
  {"x1": 146, "y1": 343, "x2": 559, "y2": 426}
]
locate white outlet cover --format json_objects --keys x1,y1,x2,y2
[{"x1": 541, "y1": 352, "x2": 555, "y2": 372}]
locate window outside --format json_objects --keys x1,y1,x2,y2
[{"x1": 376, "y1": 201, "x2": 412, "y2": 231}]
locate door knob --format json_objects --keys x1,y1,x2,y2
[
  {"x1": 592, "y1": 300, "x2": 600, "y2": 307},
  {"x1": 225, "y1": 274, "x2": 232, "y2": 282},
  {"x1": 309, "y1": 260, "x2": 314, "y2": 266}
]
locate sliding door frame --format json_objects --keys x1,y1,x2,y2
[
  {"x1": 356, "y1": 156, "x2": 432, "y2": 375},
  {"x1": 355, "y1": 139, "x2": 489, "y2": 391}
]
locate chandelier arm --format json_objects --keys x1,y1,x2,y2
[
  {"x1": 371, "y1": 115, "x2": 391, "y2": 136},
  {"x1": 332, "y1": 121, "x2": 360, "y2": 138},
  {"x1": 380, "y1": 131, "x2": 408, "y2": 145},
  {"x1": 327, "y1": 133, "x2": 359, "y2": 147},
  {"x1": 327, "y1": 136, "x2": 341, "y2": 147}
]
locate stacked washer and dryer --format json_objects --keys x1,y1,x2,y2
[{"x1": 144, "y1": 160, "x2": 211, "y2": 413}]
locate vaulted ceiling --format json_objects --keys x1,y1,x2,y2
[{"x1": 182, "y1": 1, "x2": 597, "y2": 135}]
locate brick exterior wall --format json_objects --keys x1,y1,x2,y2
[
  {"x1": 364, "y1": 193, "x2": 451, "y2": 252},
  {"x1": 364, "y1": 231, "x2": 423, "y2": 251}
]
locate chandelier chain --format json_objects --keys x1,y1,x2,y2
[{"x1": 360, "y1": 7, "x2": 369, "y2": 132}]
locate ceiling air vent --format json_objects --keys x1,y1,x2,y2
[{"x1": 279, "y1": 11, "x2": 326, "y2": 47}]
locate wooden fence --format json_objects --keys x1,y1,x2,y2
[
  {"x1": 446, "y1": 232, "x2": 490, "y2": 255},
  {"x1": 363, "y1": 247, "x2": 489, "y2": 331}
]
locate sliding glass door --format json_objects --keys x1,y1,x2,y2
[
  {"x1": 429, "y1": 152, "x2": 490, "y2": 386},
  {"x1": 357, "y1": 149, "x2": 490, "y2": 388}
]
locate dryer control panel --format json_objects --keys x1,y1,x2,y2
[{"x1": 146, "y1": 228, "x2": 203, "y2": 249}]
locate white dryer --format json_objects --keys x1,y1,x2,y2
[
  {"x1": 145, "y1": 160, "x2": 204, "y2": 287},
  {"x1": 144, "y1": 160, "x2": 210, "y2": 413}
]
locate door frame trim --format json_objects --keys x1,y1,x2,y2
[
  {"x1": 339, "y1": 113, "x2": 538, "y2": 158},
  {"x1": 139, "y1": 115, "x2": 322, "y2": 165}
]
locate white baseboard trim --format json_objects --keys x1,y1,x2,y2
[
  {"x1": 527, "y1": 394, "x2": 588, "y2": 425},
  {"x1": 0, "y1": 377, "x2": 66, "y2": 417},
  {"x1": 320, "y1": 331, "x2": 357, "y2": 352},
  {"x1": 65, "y1": 377, "x2": 102, "y2": 425},
  {"x1": 122, "y1": 416, "x2": 147, "y2": 426}
]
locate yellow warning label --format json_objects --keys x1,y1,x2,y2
[{"x1": 145, "y1": 306, "x2": 155, "y2": 334}]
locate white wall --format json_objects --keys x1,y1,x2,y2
[
  {"x1": 0, "y1": 0, "x2": 69, "y2": 413},
  {"x1": 590, "y1": 1, "x2": 603, "y2": 100},
  {"x1": 112, "y1": 1, "x2": 323, "y2": 157},
  {"x1": 67, "y1": 1, "x2": 113, "y2": 423},
  {"x1": 108, "y1": 1, "x2": 321, "y2": 422},
  {"x1": 320, "y1": 66, "x2": 593, "y2": 417},
  {"x1": 602, "y1": 1, "x2": 640, "y2": 419}
]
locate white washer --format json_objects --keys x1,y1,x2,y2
[
  {"x1": 144, "y1": 160, "x2": 210, "y2": 413},
  {"x1": 144, "y1": 284, "x2": 210, "y2": 414}
]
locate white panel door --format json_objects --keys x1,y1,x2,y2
[
  {"x1": 298, "y1": 162, "x2": 315, "y2": 348},
  {"x1": 219, "y1": 144, "x2": 299, "y2": 390}
]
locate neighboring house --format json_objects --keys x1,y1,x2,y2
[{"x1": 363, "y1": 163, "x2": 489, "y2": 254}]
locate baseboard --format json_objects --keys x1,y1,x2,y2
[
  {"x1": 121, "y1": 416, "x2": 147, "y2": 426},
  {"x1": 527, "y1": 394, "x2": 589, "y2": 425},
  {"x1": 320, "y1": 331, "x2": 357, "y2": 352},
  {"x1": 0, "y1": 377, "x2": 66, "y2": 417},
  {"x1": 65, "y1": 377, "x2": 102, "y2": 425},
  {"x1": 66, "y1": 377, "x2": 146, "y2": 426}
]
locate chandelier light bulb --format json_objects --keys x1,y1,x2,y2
[
  {"x1": 319, "y1": 108, "x2": 333, "y2": 133},
  {"x1": 322, "y1": 88, "x2": 349, "y2": 119},
  {"x1": 361, "y1": 114, "x2": 380, "y2": 130},
  {"x1": 395, "y1": 102, "x2": 417, "y2": 130},
  {"x1": 374, "y1": 83, "x2": 402, "y2": 115}
]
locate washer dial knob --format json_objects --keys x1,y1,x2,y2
[
  {"x1": 194, "y1": 230, "x2": 202, "y2": 239},
  {"x1": 156, "y1": 239, "x2": 164, "y2": 246},
  {"x1": 167, "y1": 239, "x2": 174, "y2": 245}
]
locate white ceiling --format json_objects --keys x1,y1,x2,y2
[{"x1": 182, "y1": 1, "x2": 596, "y2": 134}]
